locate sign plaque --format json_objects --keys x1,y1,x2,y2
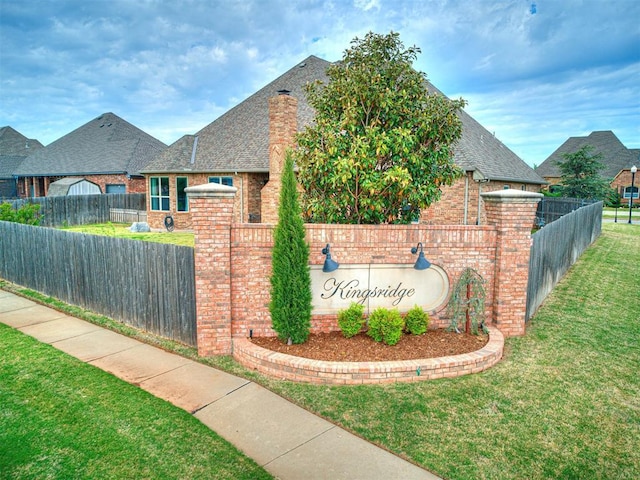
[{"x1": 310, "y1": 264, "x2": 450, "y2": 314}]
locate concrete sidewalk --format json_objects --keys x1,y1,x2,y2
[{"x1": 0, "y1": 290, "x2": 440, "y2": 480}]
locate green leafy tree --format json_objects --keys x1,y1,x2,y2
[
  {"x1": 269, "y1": 152, "x2": 312, "y2": 344},
  {"x1": 293, "y1": 31, "x2": 465, "y2": 224},
  {"x1": 557, "y1": 145, "x2": 610, "y2": 200}
]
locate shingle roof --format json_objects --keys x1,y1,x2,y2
[
  {"x1": 535, "y1": 131, "x2": 635, "y2": 180},
  {"x1": 0, "y1": 126, "x2": 44, "y2": 156},
  {"x1": 452, "y1": 108, "x2": 545, "y2": 183},
  {"x1": 143, "y1": 55, "x2": 544, "y2": 185},
  {"x1": 0, "y1": 126, "x2": 45, "y2": 179},
  {"x1": 0, "y1": 155, "x2": 25, "y2": 178},
  {"x1": 15, "y1": 113, "x2": 167, "y2": 177},
  {"x1": 144, "y1": 55, "x2": 328, "y2": 174}
]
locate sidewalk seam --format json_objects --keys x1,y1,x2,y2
[
  {"x1": 190, "y1": 380, "x2": 252, "y2": 415},
  {"x1": 261, "y1": 424, "x2": 337, "y2": 468}
]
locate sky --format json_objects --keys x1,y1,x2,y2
[{"x1": 1, "y1": 0, "x2": 638, "y2": 167}]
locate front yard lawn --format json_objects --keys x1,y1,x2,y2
[
  {"x1": 60, "y1": 222, "x2": 195, "y2": 247},
  {"x1": 0, "y1": 324, "x2": 271, "y2": 479}
]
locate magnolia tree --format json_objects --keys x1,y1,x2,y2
[{"x1": 293, "y1": 31, "x2": 466, "y2": 224}]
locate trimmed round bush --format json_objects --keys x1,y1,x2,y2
[
  {"x1": 367, "y1": 307, "x2": 405, "y2": 346},
  {"x1": 404, "y1": 305, "x2": 430, "y2": 335},
  {"x1": 337, "y1": 303, "x2": 366, "y2": 338}
]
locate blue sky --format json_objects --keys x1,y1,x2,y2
[{"x1": 1, "y1": 0, "x2": 638, "y2": 167}]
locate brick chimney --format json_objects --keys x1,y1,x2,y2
[{"x1": 260, "y1": 90, "x2": 298, "y2": 224}]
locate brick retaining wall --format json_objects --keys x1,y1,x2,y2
[{"x1": 233, "y1": 327, "x2": 504, "y2": 384}]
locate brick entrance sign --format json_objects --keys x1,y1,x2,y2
[{"x1": 187, "y1": 186, "x2": 541, "y2": 356}]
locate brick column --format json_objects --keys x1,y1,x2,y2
[
  {"x1": 186, "y1": 182, "x2": 237, "y2": 356},
  {"x1": 260, "y1": 91, "x2": 298, "y2": 224},
  {"x1": 482, "y1": 189, "x2": 542, "y2": 337}
]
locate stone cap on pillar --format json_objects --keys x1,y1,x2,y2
[
  {"x1": 481, "y1": 188, "x2": 543, "y2": 204},
  {"x1": 185, "y1": 183, "x2": 237, "y2": 198}
]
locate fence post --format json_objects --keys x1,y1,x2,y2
[
  {"x1": 186, "y1": 183, "x2": 237, "y2": 356},
  {"x1": 482, "y1": 189, "x2": 542, "y2": 337}
]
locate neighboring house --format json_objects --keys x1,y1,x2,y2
[
  {"x1": 536, "y1": 131, "x2": 638, "y2": 204},
  {"x1": 611, "y1": 148, "x2": 640, "y2": 206},
  {"x1": 0, "y1": 126, "x2": 44, "y2": 198},
  {"x1": 15, "y1": 112, "x2": 167, "y2": 198},
  {"x1": 142, "y1": 55, "x2": 545, "y2": 229}
]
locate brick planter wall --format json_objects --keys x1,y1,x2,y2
[{"x1": 233, "y1": 327, "x2": 504, "y2": 384}]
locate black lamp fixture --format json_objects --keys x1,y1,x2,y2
[
  {"x1": 322, "y1": 244, "x2": 339, "y2": 272},
  {"x1": 411, "y1": 242, "x2": 431, "y2": 270}
]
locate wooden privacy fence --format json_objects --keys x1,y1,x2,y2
[
  {"x1": 0, "y1": 221, "x2": 196, "y2": 346},
  {"x1": 6, "y1": 193, "x2": 146, "y2": 227},
  {"x1": 535, "y1": 197, "x2": 598, "y2": 227},
  {"x1": 526, "y1": 201, "x2": 603, "y2": 321}
]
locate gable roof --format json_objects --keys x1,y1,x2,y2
[
  {"x1": 0, "y1": 126, "x2": 45, "y2": 179},
  {"x1": 143, "y1": 55, "x2": 544, "y2": 185},
  {"x1": 143, "y1": 55, "x2": 328, "y2": 174},
  {"x1": 0, "y1": 126, "x2": 44, "y2": 156},
  {"x1": 535, "y1": 131, "x2": 636, "y2": 180},
  {"x1": 15, "y1": 113, "x2": 167, "y2": 177},
  {"x1": 453, "y1": 107, "x2": 545, "y2": 184}
]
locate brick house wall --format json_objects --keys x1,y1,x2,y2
[
  {"x1": 422, "y1": 174, "x2": 541, "y2": 225},
  {"x1": 17, "y1": 174, "x2": 144, "y2": 198},
  {"x1": 610, "y1": 169, "x2": 639, "y2": 206},
  {"x1": 145, "y1": 172, "x2": 268, "y2": 230},
  {"x1": 187, "y1": 183, "x2": 541, "y2": 356}
]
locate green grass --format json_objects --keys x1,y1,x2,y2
[
  {"x1": 3, "y1": 222, "x2": 639, "y2": 479},
  {"x1": 0, "y1": 324, "x2": 272, "y2": 480},
  {"x1": 60, "y1": 222, "x2": 195, "y2": 247}
]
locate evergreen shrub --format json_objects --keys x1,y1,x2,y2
[
  {"x1": 269, "y1": 153, "x2": 312, "y2": 344},
  {"x1": 337, "y1": 302, "x2": 366, "y2": 338},
  {"x1": 367, "y1": 307, "x2": 404, "y2": 346},
  {"x1": 404, "y1": 305, "x2": 429, "y2": 335}
]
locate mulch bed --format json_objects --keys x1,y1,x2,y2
[{"x1": 250, "y1": 329, "x2": 489, "y2": 362}]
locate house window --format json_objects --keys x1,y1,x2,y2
[
  {"x1": 623, "y1": 186, "x2": 639, "y2": 199},
  {"x1": 176, "y1": 177, "x2": 188, "y2": 212},
  {"x1": 208, "y1": 176, "x2": 233, "y2": 186},
  {"x1": 150, "y1": 177, "x2": 170, "y2": 211},
  {"x1": 503, "y1": 185, "x2": 511, "y2": 190}
]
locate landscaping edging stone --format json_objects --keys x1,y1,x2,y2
[{"x1": 233, "y1": 327, "x2": 504, "y2": 385}]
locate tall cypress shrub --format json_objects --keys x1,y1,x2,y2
[{"x1": 269, "y1": 152, "x2": 312, "y2": 344}]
